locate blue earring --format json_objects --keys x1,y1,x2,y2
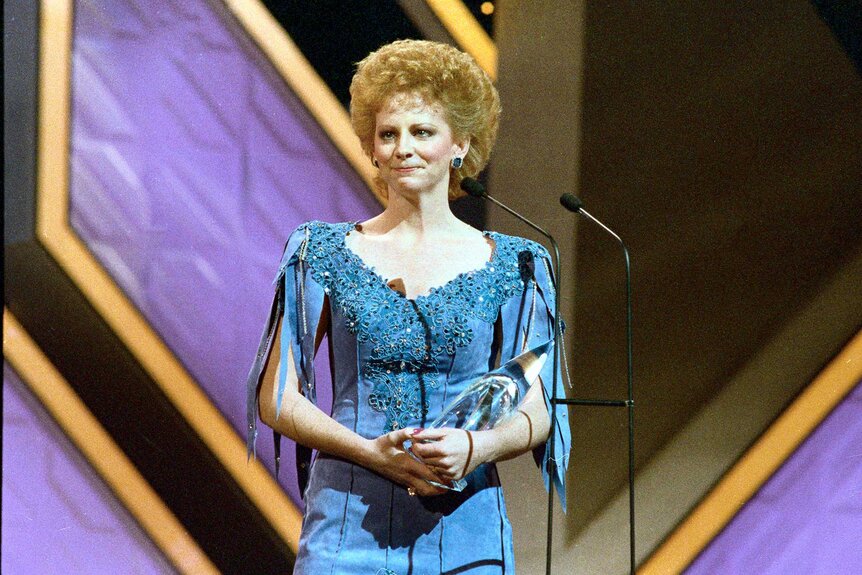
[{"x1": 451, "y1": 157, "x2": 463, "y2": 169}]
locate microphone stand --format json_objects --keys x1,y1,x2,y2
[
  {"x1": 465, "y1": 188, "x2": 564, "y2": 575},
  {"x1": 464, "y1": 180, "x2": 635, "y2": 574},
  {"x1": 561, "y1": 197, "x2": 635, "y2": 575}
]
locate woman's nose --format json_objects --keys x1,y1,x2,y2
[{"x1": 394, "y1": 135, "x2": 414, "y2": 158}]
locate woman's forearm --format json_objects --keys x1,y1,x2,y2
[
  {"x1": 474, "y1": 380, "x2": 551, "y2": 465},
  {"x1": 258, "y1": 356, "x2": 375, "y2": 467},
  {"x1": 258, "y1": 355, "x2": 447, "y2": 495}
]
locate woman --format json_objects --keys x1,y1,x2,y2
[{"x1": 246, "y1": 39, "x2": 570, "y2": 574}]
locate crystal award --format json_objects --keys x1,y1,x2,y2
[{"x1": 408, "y1": 339, "x2": 553, "y2": 491}]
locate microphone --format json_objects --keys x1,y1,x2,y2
[
  {"x1": 460, "y1": 178, "x2": 556, "y2": 244},
  {"x1": 559, "y1": 193, "x2": 621, "y2": 239},
  {"x1": 460, "y1": 177, "x2": 487, "y2": 199},
  {"x1": 559, "y1": 192, "x2": 636, "y2": 575},
  {"x1": 558, "y1": 193, "x2": 582, "y2": 213}
]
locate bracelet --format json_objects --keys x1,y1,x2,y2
[
  {"x1": 518, "y1": 409, "x2": 534, "y2": 449},
  {"x1": 460, "y1": 430, "x2": 474, "y2": 480}
]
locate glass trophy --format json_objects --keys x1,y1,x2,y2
[{"x1": 407, "y1": 339, "x2": 553, "y2": 491}]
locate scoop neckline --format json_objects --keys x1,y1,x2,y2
[{"x1": 341, "y1": 222, "x2": 499, "y2": 303}]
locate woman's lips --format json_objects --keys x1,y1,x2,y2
[{"x1": 393, "y1": 166, "x2": 419, "y2": 174}]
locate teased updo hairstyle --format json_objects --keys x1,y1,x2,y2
[{"x1": 350, "y1": 39, "x2": 501, "y2": 200}]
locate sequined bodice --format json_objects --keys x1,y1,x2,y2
[{"x1": 297, "y1": 221, "x2": 543, "y2": 433}]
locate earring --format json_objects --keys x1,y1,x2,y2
[
  {"x1": 451, "y1": 157, "x2": 463, "y2": 169},
  {"x1": 372, "y1": 158, "x2": 379, "y2": 168}
]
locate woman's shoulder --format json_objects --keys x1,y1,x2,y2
[
  {"x1": 289, "y1": 220, "x2": 354, "y2": 237},
  {"x1": 486, "y1": 231, "x2": 556, "y2": 300},
  {"x1": 486, "y1": 230, "x2": 550, "y2": 260},
  {"x1": 277, "y1": 220, "x2": 354, "y2": 270},
  {"x1": 283, "y1": 220, "x2": 354, "y2": 248}
]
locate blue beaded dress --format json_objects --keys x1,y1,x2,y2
[{"x1": 246, "y1": 221, "x2": 570, "y2": 575}]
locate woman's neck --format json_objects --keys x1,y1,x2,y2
[{"x1": 371, "y1": 186, "x2": 462, "y2": 237}]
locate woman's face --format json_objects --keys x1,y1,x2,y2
[{"x1": 372, "y1": 94, "x2": 468, "y2": 197}]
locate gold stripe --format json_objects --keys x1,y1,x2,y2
[
  {"x1": 639, "y1": 330, "x2": 862, "y2": 574},
  {"x1": 3, "y1": 310, "x2": 220, "y2": 575},
  {"x1": 424, "y1": 0, "x2": 498, "y2": 79},
  {"x1": 222, "y1": 0, "x2": 385, "y2": 204},
  {"x1": 37, "y1": 0, "x2": 303, "y2": 553},
  {"x1": 36, "y1": 0, "x2": 72, "y2": 241}
]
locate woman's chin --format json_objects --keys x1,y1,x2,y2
[
  {"x1": 386, "y1": 176, "x2": 451, "y2": 197},
  {"x1": 388, "y1": 178, "x2": 427, "y2": 193}
]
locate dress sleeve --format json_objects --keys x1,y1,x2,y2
[
  {"x1": 245, "y1": 223, "x2": 326, "y2": 481},
  {"x1": 499, "y1": 244, "x2": 571, "y2": 509}
]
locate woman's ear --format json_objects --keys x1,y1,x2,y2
[{"x1": 454, "y1": 137, "x2": 471, "y2": 159}]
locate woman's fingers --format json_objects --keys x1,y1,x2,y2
[
  {"x1": 370, "y1": 429, "x2": 452, "y2": 495},
  {"x1": 411, "y1": 428, "x2": 465, "y2": 457},
  {"x1": 412, "y1": 484, "x2": 448, "y2": 497},
  {"x1": 411, "y1": 427, "x2": 446, "y2": 441},
  {"x1": 382, "y1": 427, "x2": 413, "y2": 446},
  {"x1": 405, "y1": 427, "x2": 474, "y2": 480},
  {"x1": 407, "y1": 461, "x2": 452, "y2": 496},
  {"x1": 403, "y1": 468, "x2": 449, "y2": 497}
]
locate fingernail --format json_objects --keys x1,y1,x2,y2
[{"x1": 411, "y1": 428, "x2": 424, "y2": 435}]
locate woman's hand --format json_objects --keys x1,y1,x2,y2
[
  {"x1": 409, "y1": 427, "x2": 490, "y2": 482},
  {"x1": 361, "y1": 428, "x2": 450, "y2": 497}
]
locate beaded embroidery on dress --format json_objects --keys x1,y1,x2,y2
[{"x1": 298, "y1": 221, "x2": 536, "y2": 433}]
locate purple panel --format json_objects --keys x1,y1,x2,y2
[
  {"x1": 686, "y1": 382, "x2": 862, "y2": 574},
  {"x1": 68, "y1": 0, "x2": 380, "y2": 505},
  {"x1": 2, "y1": 363, "x2": 175, "y2": 574}
]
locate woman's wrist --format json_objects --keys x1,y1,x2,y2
[
  {"x1": 471, "y1": 429, "x2": 499, "y2": 467},
  {"x1": 353, "y1": 436, "x2": 378, "y2": 469},
  {"x1": 472, "y1": 409, "x2": 538, "y2": 465}
]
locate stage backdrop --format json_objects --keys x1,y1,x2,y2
[
  {"x1": 686, "y1": 381, "x2": 862, "y2": 574},
  {"x1": 68, "y1": 0, "x2": 379, "y2": 506},
  {"x1": 3, "y1": 362, "x2": 175, "y2": 574}
]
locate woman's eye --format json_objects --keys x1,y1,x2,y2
[
  {"x1": 379, "y1": 131, "x2": 395, "y2": 140},
  {"x1": 415, "y1": 129, "x2": 432, "y2": 137}
]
